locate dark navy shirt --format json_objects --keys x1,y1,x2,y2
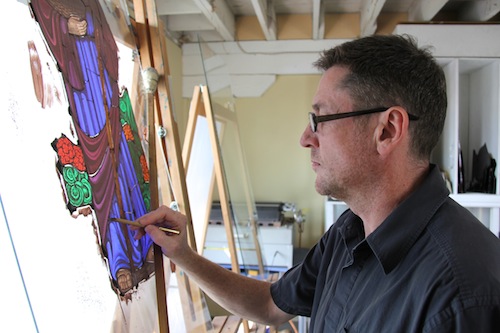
[{"x1": 271, "y1": 165, "x2": 500, "y2": 332}]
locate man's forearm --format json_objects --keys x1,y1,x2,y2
[{"x1": 174, "y1": 249, "x2": 293, "y2": 326}]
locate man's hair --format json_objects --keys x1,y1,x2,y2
[{"x1": 314, "y1": 34, "x2": 447, "y2": 160}]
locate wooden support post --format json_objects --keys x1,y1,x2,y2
[
  {"x1": 132, "y1": 1, "x2": 168, "y2": 331},
  {"x1": 132, "y1": 0, "x2": 212, "y2": 331},
  {"x1": 143, "y1": 66, "x2": 170, "y2": 333}
]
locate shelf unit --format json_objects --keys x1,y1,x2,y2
[
  {"x1": 325, "y1": 57, "x2": 500, "y2": 237},
  {"x1": 204, "y1": 224, "x2": 294, "y2": 272},
  {"x1": 436, "y1": 57, "x2": 500, "y2": 236}
]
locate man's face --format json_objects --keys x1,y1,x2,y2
[{"x1": 300, "y1": 66, "x2": 374, "y2": 200}]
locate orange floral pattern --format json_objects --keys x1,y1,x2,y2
[
  {"x1": 139, "y1": 154, "x2": 149, "y2": 183},
  {"x1": 55, "y1": 136, "x2": 86, "y2": 171},
  {"x1": 123, "y1": 123, "x2": 134, "y2": 141}
]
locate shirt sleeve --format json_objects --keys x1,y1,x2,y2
[
  {"x1": 270, "y1": 228, "x2": 334, "y2": 317},
  {"x1": 424, "y1": 301, "x2": 500, "y2": 332}
]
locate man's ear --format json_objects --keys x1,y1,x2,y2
[{"x1": 374, "y1": 107, "x2": 409, "y2": 156}]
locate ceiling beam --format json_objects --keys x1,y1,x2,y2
[
  {"x1": 250, "y1": 0, "x2": 277, "y2": 40},
  {"x1": 408, "y1": 0, "x2": 449, "y2": 21},
  {"x1": 459, "y1": 0, "x2": 500, "y2": 21},
  {"x1": 360, "y1": 0, "x2": 387, "y2": 37},
  {"x1": 395, "y1": 24, "x2": 500, "y2": 57},
  {"x1": 167, "y1": 14, "x2": 215, "y2": 31},
  {"x1": 192, "y1": 0, "x2": 236, "y2": 41},
  {"x1": 180, "y1": 24, "x2": 500, "y2": 97},
  {"x1": 156, "y1": 0, "x2": 201, "y2": 16},
  {"x1": 312, "y1": 0, "x2": 325, "y2": 40}
]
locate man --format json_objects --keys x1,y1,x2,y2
[{"x1": 136, "y1": 35, "x2": 500, "y2": 331}]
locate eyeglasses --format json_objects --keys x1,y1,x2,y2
[{"x1": 308, "y1": 107, "x2": 419, "y2": 133}]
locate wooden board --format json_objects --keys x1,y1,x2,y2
[{"x1": 132, "y1": 0, "x2": 212, "y2": 332}]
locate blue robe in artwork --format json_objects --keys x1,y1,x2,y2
[{"x1": 31, "y1": 0, "x2": 153, "y2": 294}]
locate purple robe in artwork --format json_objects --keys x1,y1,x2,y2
[{"x1": 31, "y1": 0, "x2": 153, "y2": 294}]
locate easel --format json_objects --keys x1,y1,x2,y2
[
  {"x1": 183, "y1": 84, "x2": 265, "y2": 276},
  {"x1": 132, "y1": 0, "x2": 212, "y2": 332},
  {"x1": 183, "y1": 85, "x2": 269, "y2": 333},
  {"x1": 130, "y1": 1, "x2": 271, "y2": 332}
]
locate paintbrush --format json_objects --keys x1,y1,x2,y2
[{"x1": 111, "y1": 217, "x2": 180, "y2": 235}]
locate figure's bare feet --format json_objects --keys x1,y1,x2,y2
[{"x1": 117, "y1": 268, "x2": 133, "y2": 293}]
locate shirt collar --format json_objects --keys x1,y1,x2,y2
[{"x1": 363, "y1": 164, "x2": 450, "y2": 274}]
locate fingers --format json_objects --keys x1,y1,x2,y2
[
  {"x1": 145, "y1": 224, "x2": 170, "y2": 246},
  {"x1": 133, "y1": 205, "x2": 186, "y2": 242},
  {"x1": 127, "y1": 205, "x2": 194, "y2": 262},
  {"x1": 144, "y1": 224, "x2": 184, "y2": 258},
  {"x1": 137, "y1": 205, "x2": 184, "y2": 228}
]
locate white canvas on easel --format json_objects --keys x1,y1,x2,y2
[
  {"x1": 185, "y1": 115, "x2": 223, "y2": 253},
  {"x1": 182, "y1": 85, "x2": 265, "y2": 276}
]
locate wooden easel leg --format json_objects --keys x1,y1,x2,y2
[{"x1": 132, "y1": 1, "x2": 213, "y2": 332}]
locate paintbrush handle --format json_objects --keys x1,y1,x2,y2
[{"x1": 111, "y1": 218, "x2": 180, "y2": 235}]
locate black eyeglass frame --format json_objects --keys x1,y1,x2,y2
[{"x1": 308, "y1": 107, "x2": 419, "y2": 133}]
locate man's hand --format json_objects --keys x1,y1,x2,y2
[
  {"x1": 68, "y1": 16, "x2": 87, "y2": 36},
  {"x1": 135, "y1": 205, "x2": 191, "y2": 262}
]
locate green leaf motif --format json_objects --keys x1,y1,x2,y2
[{"x1": 63, "y1": 166, "x2": 92, "y2": 207}]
